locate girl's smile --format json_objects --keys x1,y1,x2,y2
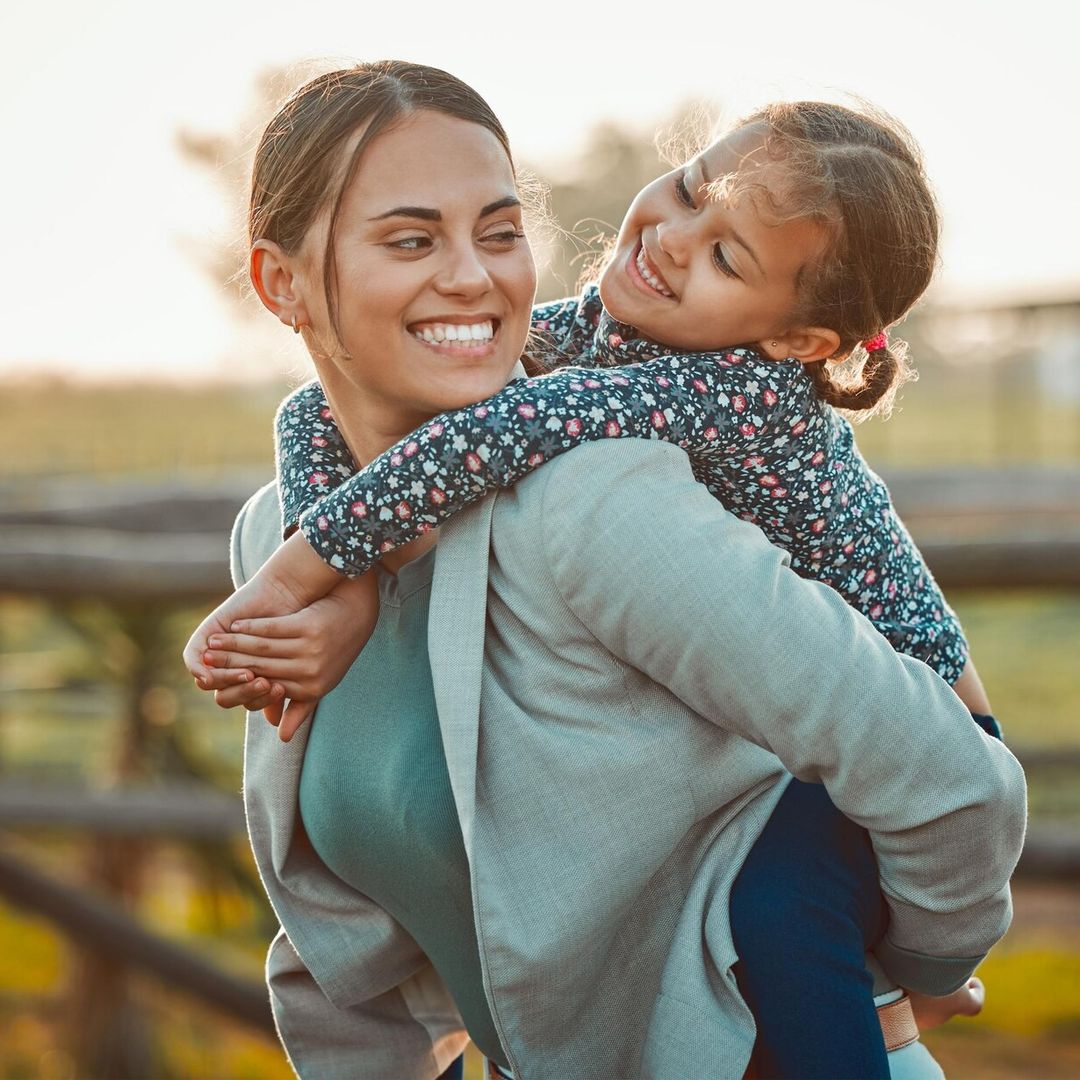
[
  {"x1": 628, "y1": 241, "x2": 675, "y2": 299},
  {"x1": 599, "y1": 123, "x2": 831, "y2": 357}
]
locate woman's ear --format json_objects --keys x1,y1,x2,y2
[
  {"x1": 250, "y1": 239, "x2": 311, "y2": 332},
  {"x1": 758, "y1": 326, "x2": 840, "y2": 365}
]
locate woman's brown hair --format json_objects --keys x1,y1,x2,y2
[
  {"x1": 737, "y1": 101, "x2": 940, "y2": 418},
  {"x1": 249, "y1": 61, "x2": 515, "y2": 341}
]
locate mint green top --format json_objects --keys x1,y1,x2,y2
[{"x1": 298, "y1": 547, "x2": 507, "y2": 1067}]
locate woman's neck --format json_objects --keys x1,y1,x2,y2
[{"x1": 318, "y1": 366, "x2": 439, "y2": 573}]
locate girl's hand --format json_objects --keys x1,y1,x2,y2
[
  {"x1": 183, "y1": 530, "x2": 346, "y2": 689},
  {"x1": 195, "y1": 573, "x2": 380, "y2": 742},
  {"x1": 907, "y1": 977, "x2": 985, "y2": 1031}
]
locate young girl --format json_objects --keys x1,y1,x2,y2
[{"x1": 191, "y1": 99, "x2": 997, "y2": 1074}]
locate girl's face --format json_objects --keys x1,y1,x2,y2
[
  {"x1": 295, "y1": 110, "x2": 537, "y2": 443},
  {"x1": 599, "y1": 125, "x2": 830, "y2": 354}
]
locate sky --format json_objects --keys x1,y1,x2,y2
[{"x1": 1, "y1": 0, "x2": 1077, "y2": 381}]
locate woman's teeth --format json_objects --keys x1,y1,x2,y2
[
  {"x1": 636, "y1": 247, "x2": 673, "y2": 297},
  {"x1": 411, "y1": 320, "x2": 495, "y2": 346}
]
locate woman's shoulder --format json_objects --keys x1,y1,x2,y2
[{"x1": 230, "y1": 481, "x2": 283, "y2": 586}]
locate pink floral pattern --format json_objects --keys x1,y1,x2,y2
[{"x1": 275, "y1": 287, "x2": 967, "y2": 681}]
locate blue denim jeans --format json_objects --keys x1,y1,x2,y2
[
  {"x1": 732, "y1": 777, "x2": 890, "y2": 1078},
  {"x1": 731, "y1": 713, "x2": 1001, "y2": 1079}
]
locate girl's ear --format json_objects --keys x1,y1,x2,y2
[
  {"x1": 758, "y1": 326, "x2": 840, "y2": 365},
  {"x1": 250, "y1": 240, "x2": 311, "y2": 332}
]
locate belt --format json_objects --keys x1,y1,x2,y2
[{"x1": 486, "y1": 994, "x2": 920, "y2": 1078}]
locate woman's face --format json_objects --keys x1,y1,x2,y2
[
  {"x1": 598, "y1": 124, "x2": 829, "y2": 353},
  {"x1": 297, "y1": 110, "x2": 537, "y2": 440}
]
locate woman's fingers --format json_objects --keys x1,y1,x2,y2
[
  {"x1": 196, "y1": 667, "x2": 255, "y2": 691},
  {"x1": 203, "y1": 650, "x2": 302, "y2": 680},
  {"x1": 229, "y1": 615, "x2": 299, "y2": 638},
  {"x1": 214, "y1": 680, "x2": 285, "y2": 712},
  {"x1": 207, "y1": 631, "x2": 297, "y2": 658}
]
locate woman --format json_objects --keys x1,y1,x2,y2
[{"x1": 195, "y1": 61, "x2": 1025, "y2": 1078}]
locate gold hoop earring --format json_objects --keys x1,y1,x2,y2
[{"x1": 291, "y1": 315, "x2": 300, "y2": 335}]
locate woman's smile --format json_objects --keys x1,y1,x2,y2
[{"x1": 408, "y1": 315, "x2": 501, "y2": 358}]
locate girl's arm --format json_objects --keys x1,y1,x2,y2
[
  {"x1": 286, "y1": 349, "x2": 783, "y2": 577},
  {"x1": 273, "y1": 292, "x2": 599, "y2": 533},
  {"x1": 275, "y1": 344, "x2": 982, "y2": 701},
  {"x1": 275, "y1": 381, "x2": 356, "y2": 533}
]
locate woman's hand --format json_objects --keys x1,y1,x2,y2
[{"x1": 907, "y1": 977, "x2": 985, "y2": 1031}]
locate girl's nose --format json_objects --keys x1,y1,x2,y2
[
  {"x1": 655, "y1": 219, "x2": 692, "y2": 268},
  {"x1": 435, "y1": 241, "x2": 493, "y2": 297}
]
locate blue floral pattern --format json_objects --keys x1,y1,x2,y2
[{"x1": 275, "y1": 287, "x2": 967, "y2": 682}]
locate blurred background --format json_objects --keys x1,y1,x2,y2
[{"x1": 1, "y1": 1, "x2": 1078, "y2": 1076}]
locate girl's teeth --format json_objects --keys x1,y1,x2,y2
[
  {"x1": 411, "y1": 320, "x2": 495, "y2": 346},
  {"x1": 636, "y1": 248, "x2": 672, "y2": 296}
]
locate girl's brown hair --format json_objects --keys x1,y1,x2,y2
[
  {"x1": 249, "y1": 61, "x2": 514, "y2": 340},
  {"x1": 737, "y1": 101, "x2": 940, "y2": 418}
]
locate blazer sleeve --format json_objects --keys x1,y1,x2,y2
[
  {"x1": 231, "y1": 486, "x2": 468, "y2": 1077},
  {"x1": 268, "y1": 931, "x2": 468, "y2": 1080},
  {"x1": 537, "y1": 439, "x2": 1027, "y2": 996}
]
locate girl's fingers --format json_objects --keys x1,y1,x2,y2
[
  {"x1": 205, "y1": 631, "x2": 299, "y2": 659},
  {"x1": 214, "y1": 680, "x2": 285, "y2": 712},
  {"x1": 278, "y1": 699, "x2": 316, "y2": 743}
]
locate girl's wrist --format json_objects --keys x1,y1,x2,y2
[{"x1": 261, "y1": 529, "x2": 345, "y2": 608}]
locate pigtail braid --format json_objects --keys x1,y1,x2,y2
[{"x1": 805, "y1": 340, "x2": 913, "y2": 420}]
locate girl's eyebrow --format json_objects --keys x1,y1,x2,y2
[{"x1": 368, "y1": 195, "x2": 521, "y2": 223}]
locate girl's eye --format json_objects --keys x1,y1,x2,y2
[
  {"x1": 712, "y1": 243, "x2": 739, "y2": 279},
  {"x1": 387, "y1": 236, "x2": 432, "y2": 252},
  {"x1": 674, "y1": 173, "x2": 695, "y2": 208}
]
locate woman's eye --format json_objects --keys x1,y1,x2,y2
[
  {"x1": 482, "y1": 229, "x2": 525, "y2": 246},
  {"x1": 387, "y1": 236, "x2": 432, "y2": 251},
  {"x1": 674, "y1": 173, "x2": 695, "y2": 208},
  {"x1": 712, "y1": 243, "x2": 739, "y2": 279}
]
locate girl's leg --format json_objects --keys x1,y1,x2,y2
[
  {"x1": 730, "y1": 778, "x2": 890, "y2": 1080},
  {"x1": 437, "y1": 1055, "x2": 464, "y2": 1080}
]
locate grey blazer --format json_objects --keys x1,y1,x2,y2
[{"x1": 233, "y1": 438, "x2": 1027, "y2": 1080}]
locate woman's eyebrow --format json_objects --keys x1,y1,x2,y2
[
  {"x1": 368, "y1": 195, "x2": 521, "y2": 223},
  {"x1": 369, "y1": 206, "x2": 441, "y2": 221}
]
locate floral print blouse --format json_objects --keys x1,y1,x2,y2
[{"x1": 275, "y1": 286, "x2": 968, "y2": 683}]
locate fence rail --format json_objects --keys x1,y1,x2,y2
[{"x1": 2, "y1": 467, "x2": 1079, "y2": 598}]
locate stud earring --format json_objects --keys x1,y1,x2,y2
[{"x1": 770, "y1": 340, "x2": 778, "y2": 348}]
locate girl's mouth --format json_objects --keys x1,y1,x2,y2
[
  {"x1": 628, "y1": 241, "x2": 674, "y2": 299},
  {"x1": 408, "y1": 317, "x2": 500, "y2": 356}
]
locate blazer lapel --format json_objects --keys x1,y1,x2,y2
[{"x1": 428, "y1": 492, "x2": 495, "y2": 855}]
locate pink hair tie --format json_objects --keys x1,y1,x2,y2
[{"x1": 863, "y1": 331, "x2": 888, "y2": 353}]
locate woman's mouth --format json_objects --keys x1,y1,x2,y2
[
  {"x1": 408, "y1": 317, "x2": 500, "y2": 356},
  {"x1": 628, "y1": 241, "x2": 674, "y2": 299}
]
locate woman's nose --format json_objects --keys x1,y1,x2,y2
[{"x1": 435, "y1": 241, "x2": 493, "y2": 297}]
